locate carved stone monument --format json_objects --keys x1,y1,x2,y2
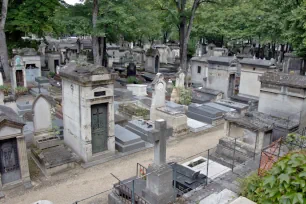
[
  {"x1": 60, "y1": 62, "x2": 116, "y2": 163},
  {"x1": 142, "y1": 119, "x2": 175, "y2": 204},
  {"x1": 150, "y1": 73, "x2": 166, "y2": 120},
  {"x1": 175, "y1": 68, "x2": 185, "y2": 88},
  {"x1": 150, "y1": 73, "x2": 188, "y2": 136}
]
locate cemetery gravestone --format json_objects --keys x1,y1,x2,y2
[
  {"x1": 175, "y1": 68, "x2": 185, "y2": 88},
  {"x1": 150, "y1": 73, "x2": 166, "y2": 120},
  {"x1": 127, "y1": 62, "x2": 136, "y2": 77},
  {"x1": 142, "y1": 119, "x2": 176, "y2": 204}
]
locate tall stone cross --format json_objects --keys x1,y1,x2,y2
[{"x1": 148, "y1": 119, "x2": 172, "y2": 166}]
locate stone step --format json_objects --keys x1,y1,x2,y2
[
  {"x1": 219, "y1": 137, "x2": 255, "y2": 157},
  {"x1": 209, "y1": 154, "x2": 235, "y2": 169},
  {"x1": 216, "y1": 143, "x2": 253, "y2": 163}
]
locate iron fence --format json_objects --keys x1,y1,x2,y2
[
  {"x1": 73, "y1": 130, "x2": 264, "y2": 204},
  {"x1": 258, "y1": 133, "x2": 306, "y2": 176}
]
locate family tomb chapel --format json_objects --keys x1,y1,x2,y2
[
  {"x1": 11, "y1": 49, "x2": 42, "y2": 89},
  {"x1": 0, "y1": 106, "x2": 31, "y2": 191},
  {"x1": 204, "y1": 56, "x2": 239, "y2": 99},
  {"x1": 60, "y1": 62, "x2": 116, "y2": 163},
  {"x1": 238, "y1": 58, "x2": 277, "y2": 100},
  {"x1": 145, "y1": 48, "x2": 160, "y2": 74}
]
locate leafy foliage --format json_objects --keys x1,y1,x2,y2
[
  {"x1": 0, "y1": 85, "x2": 11, "y2": 96},
  {"x1": 241, "y1": 151, "x2": 306, "y2": 203},
  {"x1": 15, "y1": 86, "x2": 28, "y2": 96},
  {"x1": 178, "y1": 88, "x2": 192, "y2": 105},
  {"x1": 127, "y1": 76, "x2": 141, "y2": 84}
]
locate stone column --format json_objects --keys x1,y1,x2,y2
[
  {"x1": 22, "y1": 68, "x2": 27, "y2": 88},
  {"x1": 16, "y1": 136, "x2": 32, "y2": 189},
  {"x1": 11, "y1": 69, "x2": 17, "y2": 93},
  {"x1": 108, "y1": 100, "x2": 115, "y2": 152},
  {"x1": 256, "y1": 131, "x2": 265, "y2": 152},
  {"x1": 224, "y1": 121, "x2": 231, "y2": 137}
]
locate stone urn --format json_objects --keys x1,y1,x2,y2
[{"x1": 170, "y1": 87, "x2": 179, "y2": 103}]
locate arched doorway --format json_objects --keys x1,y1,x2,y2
[{"x1": 155, "y1": 55, "x2": 159, "y2": 73}]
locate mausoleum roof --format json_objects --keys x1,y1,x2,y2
[
  {"x1": 0, "y1": 105, "x2": 24, "y2": 126},
  {"x1": 240, "y1": 58, "x2": 276, "y2": 68},
  {"x1": 207, "y1": 56, "x2": 238, "y2": 66},
  {"x1": 194, "y1": 87, "x2": 223, "y2": 96},
  {"x1": 259, "y1": 72, "x2": 306, "y2": 89},
  {"x1": 191, "y1": 57, "x2": 208, "y2": 63},
  {"x1": 225, "y1": 111, "x2": 299, "y2": 131},
  {"x1": 60, "y1": 62, "x2": 115, "y2": 83},
  {"x1": 146, "y1": 48, "x2": 159, "y2": 56}
]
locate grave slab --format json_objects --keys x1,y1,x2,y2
[
  {"x1": 30, "y1": 88, "x2": 49, "y2": 97},
  {"x1": 125, "y1": 119, "x2": 155, "y2": 142},
  {"x1": 115, "y1": 125, "x2": 145, "y2": 153},
  {"x1": 204, "y1": 102, "x2": 236, "y2": 113},
  {"x1": 199, "y1": 189, "x2": 238, "y2": 204},
  {"x1": 182, "y1": 156, "x2": 231, "y2": 180},
  {"x1": 187, "y1": 118, "x2": 212, "y2": 133},
  {"x1": 187, "y1": 103, "x2": 224, "y2": 125},
  {"x1": 17, "y1": 101, "x2": 32, "y2": 116},
  {"x1": 215, "y1": 99, "x2": 248, "y2": 114}
]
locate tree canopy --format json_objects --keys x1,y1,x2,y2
[{"x1": 4, "y1": 0, "x2": 306, "y2": 59}]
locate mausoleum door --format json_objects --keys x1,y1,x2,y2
[
  {"x1": 228, "y1": 74, "x2": 235, "y2": 97},
  {"x1": 0, "y1": 138, "x2": 21, "y2": 185},
  {"x1": 155, "y1": 56, "x2": 159, "y2": 73},
  {"x1": 16, "y1": 70, "x2": 24, "y2": 87},
  {"x1": 91, "y1": 103, "x2": 108, "y2": 154}
]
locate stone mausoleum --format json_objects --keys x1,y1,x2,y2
[
  {"x1": 0, "y1": 106, "x2": 31, "y2": 190},
  {"x1": 60, "y1": 62, "x2": 116, "y2": 163}
]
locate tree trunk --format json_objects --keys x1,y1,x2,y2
[
  {"x1": 177, "y1": 0, "x2": 201, "y2": 71},
  {"x1": 92, "y1": 0, "x2": 103, "y2": 66},
  {"x1": 102, "y1": 37, "x2": 107, "y2": 67},
  {"x1": 0, "y1": 0, "x2": 10, "y2": 80},
  {"x1": 179, "y1": 15, "x2": 187, "y2": 70}
]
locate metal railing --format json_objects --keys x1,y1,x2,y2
[{"x1": 136, "y1": 163, "x2": 147, "y2": 179}]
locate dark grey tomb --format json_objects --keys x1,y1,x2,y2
[{"x1": 115, "y1": 125, "x2": 145, "y2": 153}]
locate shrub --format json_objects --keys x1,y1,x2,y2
[
  {"x1": 0, "y1": 85, "x2": 11, "y2": 96},
  {"x1": 241, "y1": 151, "x2": 306, "y2": 203},
  {"x1": 178, "y1": 88, "x2": 192, "y2": 105},
  {"x1": 15, "y1": 86, "x2": 28, "y2": 96},
  {"x1": 127, "y1": 76, "x2": 141, "y2": 84},
  {"x1": 48, "y1": 71, "x2": 56, "y2": 78}
]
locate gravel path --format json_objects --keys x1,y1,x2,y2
[{"x1": 2, "y1": 127, "x2": 224, "y2": 204}]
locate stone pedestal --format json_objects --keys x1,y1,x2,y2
[
  {"x1": 142, "y1": 164, "x2": 176, "y2": 204},
  {"x1": 126, "y1": 84, "x2": 147, "y2": 96}
]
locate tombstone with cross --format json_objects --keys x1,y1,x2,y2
[{"x1": 142, "y1": 119, "x2": 175, "y2": 204}]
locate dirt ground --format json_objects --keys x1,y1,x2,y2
[{"x1": 2, "y1": 127, "x2": 225, "y2": 204}]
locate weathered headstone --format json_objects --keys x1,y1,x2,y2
[
  {"x1": 127, "y1": 62, "x2": 136, "y2": 77},
  {"x1": 142, "y1": 119, "x2": 176, "y2": 204},
  {"x1": 150, "y1": 73, "x2": 166, "y2": 120},
  {"x1": 175, "y1": 68, "x2": 185, "y2": 88}
]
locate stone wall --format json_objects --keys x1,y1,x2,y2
[
  {"x1": 191, "y1": 61, "x2": 208, "y2": 85},
  {"x1": 258, "y1": 90, "x2": 303, "y2": 120},
  {"x1": 239, "y1": 66, "x2": 266, "y2": 98}
]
